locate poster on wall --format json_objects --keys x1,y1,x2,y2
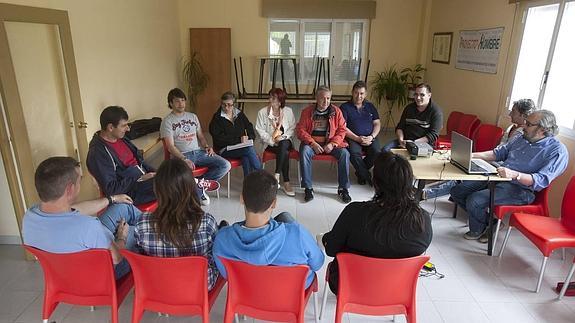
[{"x1": 455, "y1": 27, "x2": 504, "y2": 74}]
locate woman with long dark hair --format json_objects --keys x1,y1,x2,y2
[
  {"x1": 322, "y1": 151, "x2": 432, "y2": 293},
  {"x1": 134, "y1": 158, "x2": 221, "y2": 290}
]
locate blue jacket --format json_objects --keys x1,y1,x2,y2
[
  {"x1": 86, "y1": 132, "x2": 154, "y2": 197},
  {"x1": 212, "y1": 219, "x2": 325, "y2": 288}
]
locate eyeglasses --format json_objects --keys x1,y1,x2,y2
[{"x1": 525, "y1": 120, "x2": 540, "y2": 127}]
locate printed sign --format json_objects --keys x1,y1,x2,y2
[{"x1": 455, "y1": 27, "x2": 504, "y2": 74}]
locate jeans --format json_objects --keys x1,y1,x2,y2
[
  {"x1": 425, "y1": 180, "x2": 458, "y2": 199},
  {"x1": 184, "y1": 149, "x2": 231, "y2": 181},
  {"x1": 98, "y1": 203, "x2": 143, "y2": 279},
  {"x1": 274, "y1": 211, "x2": 295, "y2": 223},
  {"x1": 299, "y1": 144, "x2": 350, "y2": 189},
  {"x1": 347, "y1": 139, "x2": 381, "y2": 181},
  {"x1": 220, "y1": 146, "x2": 262, "y2": 177},
  {"x1": 265, "y1": 139, "x2": 293, "y2": 182},
  {"x1": 382, "y1": 139, "x2": 401, "y2": 152},
  {"x1": 129, "y1": 178, "x2": 155, "y2": 205},
  {"x1": 450, "y1": 181, "x2": 535, "y2": 233}
]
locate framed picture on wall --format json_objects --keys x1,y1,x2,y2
[{"x1": 432, "y1": 32, "x2": 453, "y2": 64}]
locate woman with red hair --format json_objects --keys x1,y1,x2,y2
[{"x1": 255, "y1": 88, "x2": 296, "y2": 196}]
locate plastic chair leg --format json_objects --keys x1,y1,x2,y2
[
  {"x1": 559, "y1": 262, "x2": 575, "y2": 300},
  {"x1": 227, "y1": 172, "x2": 231, "y2": 198},
  {"x1": 498, "y1": 227, "x2": 512, "y2": 257},
  {"x1": 314, "y1": 290, "x2": 319, "y2": 323},
  {"x1": 492, "y1": 219, "x2": 502, "y2": 255},
  {"x1": 319, "y1": 282, "x2": 329, "y2": 320},
  {"x1": 536, "y1": 256, "x2": 549, "y2": 293}
]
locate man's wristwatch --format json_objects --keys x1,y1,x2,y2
[
  {"x1": 515, "y1": 173, "x2": 521, "y2": 181},
  {"x1": 106, "y1": 195, "x2": 114, "y2": 206}
]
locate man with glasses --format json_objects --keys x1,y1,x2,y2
[
  {"x1": 450, "y1": 110, "x2": 569, "y2": 243},
  {"x1": 382, "y1": 83, "x2": 443, "y2": 151}
]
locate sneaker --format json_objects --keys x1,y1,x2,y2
[
  {"x1": 463, "y1": 229, "x2": 486, "y2": 240},
  {"x1": 338, "y1": 188, "x2": 352, "y2": 203},
  {"x1": 197, "y1": 179, "x2": 220, "y2": 192},
  {"x1": 478, "y1": 232, "x2": 489, "y2": 244},
  {"x1": 274, "y1": 173, "x2": 281, "y2": 189},
  {"x1": 199, "y1": 189, "x2": 210, "y2": 206},
  {"x1": 282, "y1": 182, "x2": 295, "y2": 197},
  {"x1": 304, "y1": 188, "x2": 314, "y2": 202}
]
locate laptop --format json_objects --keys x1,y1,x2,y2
[{"x1": 450, "y1": 132, "x2": 498, "y2": 174}]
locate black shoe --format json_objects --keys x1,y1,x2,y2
[
  {"x1": 304, "y1": 188, "x2": 314, "y2": 202},
  {"x1": 338, "y1": 188, "x2": 352, "y2": 203},
  {"x1": 366, "y1": 177, "x2": 373, "y2": 187},
  {"x1": 218, "y1": 220, "x2": 229, "y2": 229}
]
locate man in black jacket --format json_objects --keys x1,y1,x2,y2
[
  {"x1": 87, "y1": 106, "x2": 156, "y2": 205},
  {"x1": 382, "y1": 83, "x2": 443, "y2": 151}
]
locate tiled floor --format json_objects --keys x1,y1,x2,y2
[{"x1": 2, "y1": 163, "x2": 575, "y2": 322}]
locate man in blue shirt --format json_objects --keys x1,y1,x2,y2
[
  {"x1": 22, "y1": 157, "x2": 142, "y2": 279},
  {"x1": 450, "y1": 110, "x2": 569, "y2": 242},
  {"x1": 212, "y1": 170, "x2": 324, "y2": 288},
  {"x1": 340, "y1": 81, "x2": 381, "y2": 185}
]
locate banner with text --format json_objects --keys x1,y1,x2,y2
[{"x1": 455, "y1": 27, "x2": 504, "y2": 74}]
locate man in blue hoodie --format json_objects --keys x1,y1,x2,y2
[{"x1": 213, "y1": 170, "x2": 324, "y2": 288}]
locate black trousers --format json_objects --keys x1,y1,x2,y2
[{"x1": 265, "y1": 139, "x2": 292, "y2": 182}]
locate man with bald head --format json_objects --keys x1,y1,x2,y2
[{"x1": 450, "y1": 110, "x2": 569, "y2": 242}]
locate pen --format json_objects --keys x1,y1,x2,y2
[{"x1": 136, "y1": 165, "x2": 145, "y2": 175}]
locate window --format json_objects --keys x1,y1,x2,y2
[
  {"x1": 268, "y1": 19, "x2": 368, "y2": 84},
  {"x1": 509, "y1": 0, "x2": 575, "y2": 132}
]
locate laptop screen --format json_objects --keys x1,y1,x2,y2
[{"x1": 451, "y1": 132, "x2": 473, "y2": 169}]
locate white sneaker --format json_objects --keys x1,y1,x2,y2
[
  {"x1": 199, "y1": 188, "x2": 210, "y2": 206},
  {"x1": 274, "y1": 173, "x2": 281, "y2": 189}
]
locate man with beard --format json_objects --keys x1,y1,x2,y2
[{"x1": 450, "y1": 110, "x2": 568, "y2": 243}]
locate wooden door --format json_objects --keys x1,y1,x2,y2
[
  {"x1": 0, "y1": 4, "x2": 91, "y2": 239},
  {"x1": 189, "y1": 28, "x2": 231, "y2": 127}
]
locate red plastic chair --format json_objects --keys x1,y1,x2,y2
[
  {"x1": 262, "y1": 148, "x2": 301, "y2": 181},
  {"x1": 437, "y1": 113, "x2": 480, "y2": 149},
  {"x1": 120, "y1": 250, "x2": 225, "y2": 323},
  {"x1": 437, "y1": 111, "x2": 464, "y2": 148},
  {"x1": 499, "y1": 176, "x2": 575, "y2": 292},
  {"x1": 472, "y1": 124, "x2": 504, "y2": 152},
  {"x1": 224, "y1": 158, "x2": 242, "y2": 198},
  {"x1": 162, "y1": 138, "x2": 209, "y2": 177},
  {"x1": 492, "y1": 185, "x2": 551, "y2": 254},
  {"x1": 220, "y1": 258, "x2": 318, "y2": 323},
  {"x1": 89, "y1": 172, "x2": 158, "y2": 214},
  {"x1": 331, "y1": 253, "x2": 429, "y2": 323},
  {"x1": 23, "y1": 245, "x2": 133, "y2": 323}
]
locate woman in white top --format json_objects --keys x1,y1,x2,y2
[{"x1": 255, "y1": 88, "x2": 297, "y2": 196}]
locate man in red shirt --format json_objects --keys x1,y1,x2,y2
[{"x1": 87, "y1": 106, "x2": 156, "y2": 205}]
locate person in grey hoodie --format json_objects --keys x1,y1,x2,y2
[{"x1": 212, "y1": 170, "x2": 324, "y2": 288}]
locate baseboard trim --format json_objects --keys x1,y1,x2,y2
[{"x1": 0, "y1": 235, "x2": 22, "y2": 245}]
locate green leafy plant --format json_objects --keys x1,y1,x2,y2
[
  {"x1": 370, "y1": 65, "x2": 409, "y2": 112},
  {"x1": 401, "y1": 63, "x2": 426, "y2": 87},
  {"x1": 182, "y1": 52, "x2": 209, "y2": 111}
]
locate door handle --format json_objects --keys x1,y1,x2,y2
[{"x1": 77, "y1": 121, "x2": 88, "y2": 129}]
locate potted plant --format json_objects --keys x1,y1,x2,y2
[
  {"x1": 401, "y1": 64, "x2": 426, "y2": 99},
  {"x1": 182, "y1": 51, "x2": 209, "y2": 112},
  {"x1": 370, "y1": 65, "x2": 409, "y2": 132}
]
